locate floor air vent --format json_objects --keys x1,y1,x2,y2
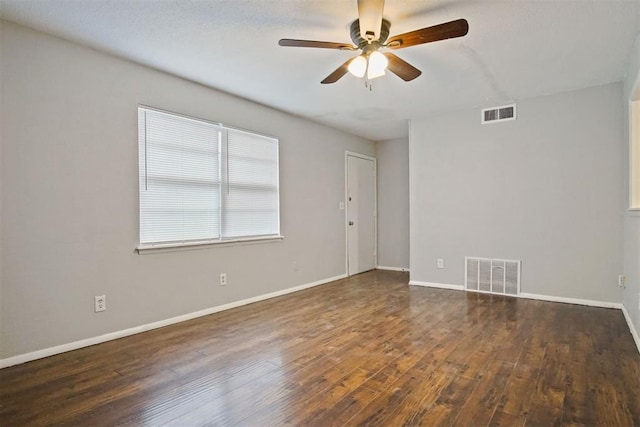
[
  {"x1": 481, "y1": 104, "x2": 516, "y2": 124},
  {"x1": 465, "y1": 257, "x2": 520, "y2": 296}
]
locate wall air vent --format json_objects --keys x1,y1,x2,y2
[
  {"x1": 465, "y1": 257, "x2": 520, "y2": 296},
  {"x1": 481, "y1": 104, "x2": 516, "y2": 124}
]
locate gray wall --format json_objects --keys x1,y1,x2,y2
[
  {"x1": 623, "y1": 33, "x2": 640, "y2": 338},
  {"x1": 0, "y1": 20, "x2": 3, "y2": 348},
  {"x1": 410, "y1": 83, "x2": 624, "y2": 303},
  {"x1": 0, "y1": 21, "x2": 375, "y2": 359},
  {"x1": 375, "y1": 137, "x2": 409, "y2": 270}
]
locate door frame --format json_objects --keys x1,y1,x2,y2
[{"x1": 345, "y1": 151, "x2": 378, "y2": 276}]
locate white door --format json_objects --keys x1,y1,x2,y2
[{"x1": 346, "y1": 153, "x2": 376, "y2": 276}]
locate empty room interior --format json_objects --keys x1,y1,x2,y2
[{"x1": 1, "y1": 0, "x2": 640, "y2": 426}]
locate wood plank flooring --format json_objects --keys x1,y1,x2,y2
[{"x1": 1, "y1": 270, "x2": 639, "y2": 426}]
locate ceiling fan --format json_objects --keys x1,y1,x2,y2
[{"x1": 278, "y1": 0, "x2": 468, "y2": 85}]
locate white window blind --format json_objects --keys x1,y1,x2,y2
[
  {"x1": 223, "y1": 128, "x2": 280, "y2": 238},
  {"x1": 138, "y1": 107, "x2": 280, "y2": 247}
]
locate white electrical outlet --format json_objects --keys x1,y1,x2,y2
[
  {"x1": 437, "y1": 258, "x2": 444, "y2": 269},
  {"x1": 220, "y1": 273, "x2": 227, "y2": 286},
  {"x1": 94, "y1": 295, "x2": 106, "y2": 312},
  {"x1": 618, "y1": 274, "x2": 626, "y2": 287},
  {"x1": 339, "y1": 202, "x2": 345, "y2": 210}
]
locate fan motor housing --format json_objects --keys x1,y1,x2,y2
[{"x1": 350, "y1": 18, "x2": 391, "y2": 48}]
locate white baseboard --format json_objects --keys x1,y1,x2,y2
[
  {"x1": 409, "y1": 280, "x2": 464, "y2": 291},
  {"x1": 519, "y1": 292, "x2": 623, "y2": 309},
  {"x1": 376, "y1": 266, "x2": 409, "y2": 272},
  {"x1": 621, "y1": 305, "x2": 640, "y2": 355},
  {"x1": 0, "y1": 273, "x2": 347, "y2": 369}
]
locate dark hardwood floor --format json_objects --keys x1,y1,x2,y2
[{"x1": 1, "y1": 270, "x2": 639, "y2": 426}]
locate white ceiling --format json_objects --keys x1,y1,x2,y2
[{"x1": 1, "y1": 0, "x2": 639, "y2": 141}]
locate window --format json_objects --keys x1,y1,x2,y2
[
  {"x1": 138, "y1": 106, "x2": 280, "y2": 249},
  {"x1": 631, "y1": 100, "x2": 640, "y2": 210}
]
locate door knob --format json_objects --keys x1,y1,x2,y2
[{"x1": 349, "y1": 221, "x2": 354, "y2": 226}]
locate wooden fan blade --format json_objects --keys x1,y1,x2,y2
[
  {"x1": 358, "y1": 0, "x2": 385, "y2": 40},
  {"x1": 321, "y1": 59, "x2": 352, "y2": 84},
  {"x1": 386, "y1": 19, "x2": 468, "y2": 49},
  {"x1": 278, "y1": 39, "x2": 356, "y2": 50},
  {"x1": 384, "y1": 52, "x2": 422, "y2": 81}
]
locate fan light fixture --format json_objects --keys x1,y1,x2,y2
[
  {"x1": 348, "y1": 51, "x2": 388, "y2": 80},
  {"x1": 347, "y1": 55, "x2": 367, "y2": 78},
  {"x1": 367, "y1": 51, "x2": 388, "y2": 79}
]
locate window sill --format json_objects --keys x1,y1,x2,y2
[
  {"x1": 628, "y1": 208, "x2": 640, "y2": 217},
  {"x1": 136, "y1": 235, "x2": 284, "y2": 254}
]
